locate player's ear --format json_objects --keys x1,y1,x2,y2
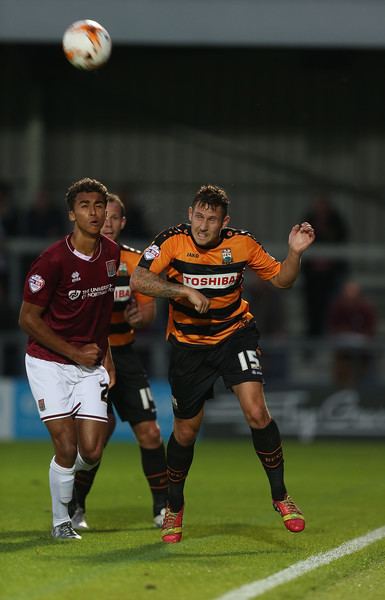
[
  {"x1": 120, "y1": 216, "x2": 127, "y2": 231},
  {"x1": 68, "y1": 210, "x2": 76, "y2": 222},
  {"x1": 223, "y1": 214, "x2": 230, "y2": 227},
  {"x1": 188, "y1": 206, "x2": 193, "y2": 221}
]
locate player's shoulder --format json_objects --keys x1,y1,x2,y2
[
  {"x1": 119, "y1": 243, "x2": 142, "y2": 271},
  {"x1": 101, "y1": 234, "x2": 120, "y2": 257},
  {"x1": 36, "y1": 237, "x2": 67, "y2": 263},
  {"x1": 120, "y1": 243, "x2": 142, "y2": 256},
  {"x1": 153, "y1": 223, "x2": 190, "y2": 246},
  {"x1": 222, "y1": 227, "x2": 260, "y2": 244},
  {"x1": 44, "y1": 237, "x2": 67, "y2": 253}
]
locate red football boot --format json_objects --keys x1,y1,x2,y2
[
  {"x1": 273, "y1": 494, "x2": 305, "y2": 533},
  {"x1": 161, "y1": 505, "x2": 184, "y2": 543}
]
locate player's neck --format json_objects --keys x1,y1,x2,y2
[{"x1": 70, "y1": 230, "x2": 100, "y2": 256}]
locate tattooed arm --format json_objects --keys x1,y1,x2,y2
[{"x1": 130, "y1": 266, "x2": 210, "y2": 314}]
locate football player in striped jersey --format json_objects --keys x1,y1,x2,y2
[{"x1": 131, "y1": 184, "x2": 315, "y2": 543}]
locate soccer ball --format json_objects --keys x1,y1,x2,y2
[{"x1": 62, "y1": 19, "x2": 112, "y2": 70}]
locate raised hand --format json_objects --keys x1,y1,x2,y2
[{"x1": 288, "y1": 222, "x2": 315, "y2": 254}]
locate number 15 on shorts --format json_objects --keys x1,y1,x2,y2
[{"x1": 238, "y1": 350, "x2": 261, "y2": 374}]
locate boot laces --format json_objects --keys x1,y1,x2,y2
[
  {"x1": 163, "y1": 508, "x2": 178, "y2": 528},
  {"x1": 283, "y1": 495, "x2": 302, "y2": 514}
]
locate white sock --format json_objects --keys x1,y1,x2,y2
[
  {"x1": 49, "y1": 457, "x2": 75, "y2": 527},
  {"x1": 74, "y1": 452, "x2": 99, "y2": 472}
]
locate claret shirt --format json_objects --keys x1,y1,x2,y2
[
  {"x1": 138, "y1": 224, "x2": 281, "y2": 347},
  {"x1": 23, "y1": 234, "x2": 120, "y2": 363}
]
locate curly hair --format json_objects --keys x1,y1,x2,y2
[
  {"x1": 192, "y1": 184, "x2": 230, "y2": 216},
  {"x1": 66, "y1": 178, "x2": 108, "y2": 210}
]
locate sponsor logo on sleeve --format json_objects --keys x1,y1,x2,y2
[
  {"x1": 38, "y1": 398, "x2": 46, "y2": 411},
  {"x1": 28, "y1": 274, "x2": 45, "y2": 293},
  {"x1": 144, "y1": 244, "x2": 160, "y2": 261}
]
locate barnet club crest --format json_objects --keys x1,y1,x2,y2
[{"x1": 222, "y1": 248, "x2": 232, "y2": 264}]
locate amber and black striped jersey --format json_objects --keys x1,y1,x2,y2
[
  {"x1": 138, "y1": 224, "x2": 281, "y2": 347},
  {"x1": 110, "y1": 244, "x2": 154, "y2": 347}
]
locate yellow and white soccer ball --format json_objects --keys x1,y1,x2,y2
[{"x1": 62, "y1": 19, "x2": 112, "y2": 70}]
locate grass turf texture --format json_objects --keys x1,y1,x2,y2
[{"x1": 1, "y1": 440, "x2": 384, "y2": 600}]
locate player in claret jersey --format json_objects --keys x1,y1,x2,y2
[
  {"x1": 69, "y1": 193, "x2": 168, "y2": 531},
  {"x1": 19, "y1": 178, "x2": 120, "y2": 540},
  {"x1": 130, "y1": 184, "x2": 315, "y2": 543}
]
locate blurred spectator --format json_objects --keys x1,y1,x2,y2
[
  {"x1": 21, "y1": 189, "x2": 67, "y2": 238},
  {"x1": 0, "y1": 279, "x2": 21, "y2": 376},
  {"x1": 0, "y1": 279, "x2": 19, "y2": 331},
  {"x1": 301, "y1": 193, "x2": 349, "y2": 337},
  {"x1": 0, "y1": 181, "x2": 17, "y2": 294},
  {"x1": 0, "y1": 180, "x2": 19, "y2": 236},
  {"x1": 327, "y1": 280, "x2": 378, "y2": 387},
  {"x1": 118, "y1": 186, "x2": 152, "y2": 240}
]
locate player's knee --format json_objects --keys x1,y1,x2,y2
[
  {"x1": 136, "y1": 422, "x2": 161, "y2": 447},
  {"x1": 52, "y1": 435, "x2": 77, "y2": 464},
  {"x1": 244, "y1": 406, "x2": 271, "y2": 429},
  {"x1": 174, "y1": 424, "x2": 199, "y2": 446},
  {"x1": 81, "y1": 450, "x2": 102, "y2": 465},
  {"x1": 80, "y1": 444, "x2": 103, "y2": 465}
]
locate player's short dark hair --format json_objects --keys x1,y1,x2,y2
[
  {"x1": 106, "y1": 193, "x2": 126, "y2": 218},
  {"x1": 66, "y1": 178, "x2": 108, "y2": 210},
  {"x1": 192, "y1": 184, "x2": 230, "y2": 216}
]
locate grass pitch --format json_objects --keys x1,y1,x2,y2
[{"x1": 1, "y1": 439, "x2": 385, "y2": 600}]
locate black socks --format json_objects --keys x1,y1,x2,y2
[
  {"x1": 251, "y1": 419, "x2": 287, "y2": 501},
  {"x1": 139, "y1": 444, "x2": 168, "y2": 514},
  {"x1": 166, "y1": 433, "x2": 195, "y2": 512}
]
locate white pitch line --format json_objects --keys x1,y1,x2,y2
[{"x1": 215, "y1": 525, "x2": 385, "y2": 600}]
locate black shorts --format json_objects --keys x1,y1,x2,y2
[
  {"x1": 108, "y1": 344, "x2": 156, "y2": 426},
  {"x1": 168, "y1": 321, "x2": 264, "y2": 419}
]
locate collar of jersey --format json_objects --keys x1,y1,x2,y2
[
  {"x1": 188, "y1": 224, "x2": 226, "y2": 251},
  {"x1": 66, "y1": 234, "x2": 102, "y2": 262}
]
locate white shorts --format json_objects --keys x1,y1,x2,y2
[{"x1": 25, "y1": 354, "x2": 110, "y2": 423}]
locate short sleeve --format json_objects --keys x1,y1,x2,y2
[
  {"x1": 247, "y1": 237, "x2": 281, "y2": 280},
  {"x1": 23, "y1": 253, "x2": 61, "y2": 307},
  {"x1": 138, "y1": 233, "x2": 176, "y2": 275}
]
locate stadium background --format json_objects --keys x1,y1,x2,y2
[{"x1": 1, "y1": 0, "x2": 385, "y2": 441}]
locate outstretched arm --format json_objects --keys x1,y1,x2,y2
[
  {"x1": 270, "y1": 221, "x2": 315, "y2": 289},
  {"x1": 131, "y1": 266, "x2": 210, "y2": 313}
]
